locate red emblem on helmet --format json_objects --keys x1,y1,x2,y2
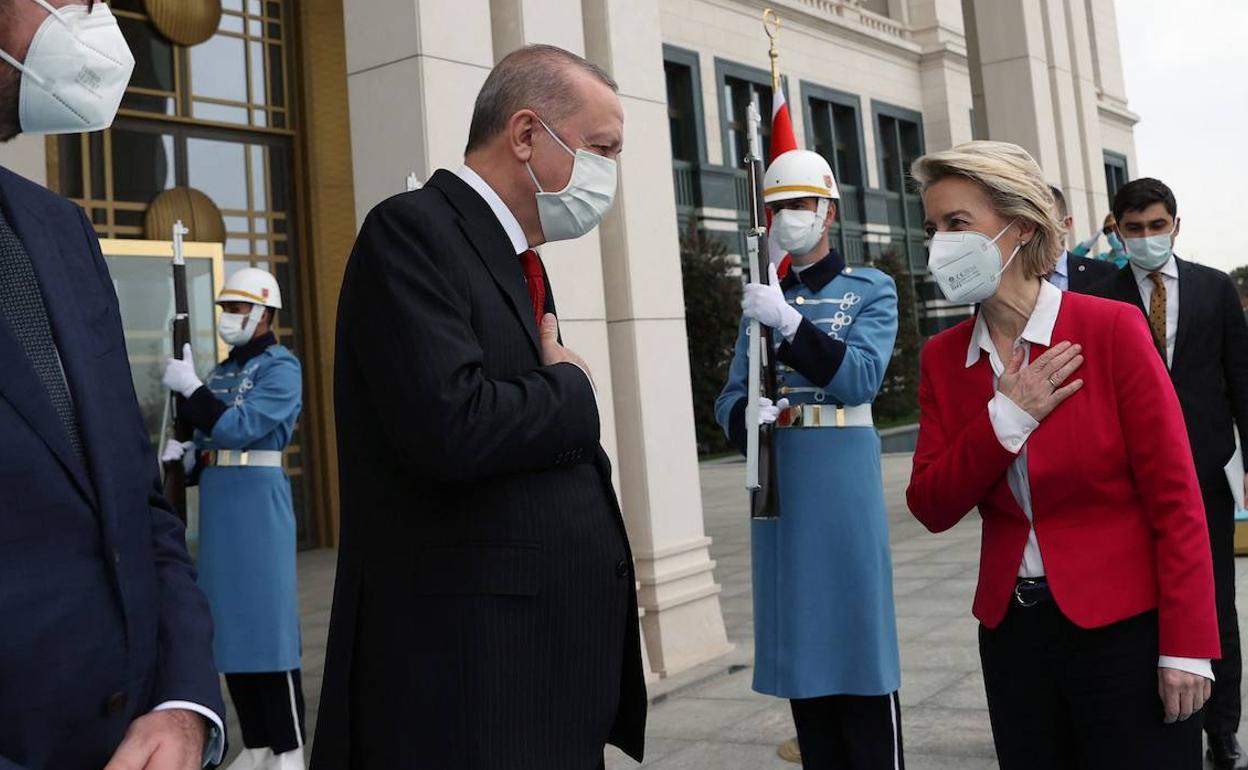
[
  {"x1": 823, "y1": 174, "x2": 833, "y2": 189},
  {"x1": 262, "y1": 288, "x2": 270, "y2": 299}
]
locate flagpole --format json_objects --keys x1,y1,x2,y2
[{"x1": 763, "y1": 8, "x2": 781, "y2": 92}]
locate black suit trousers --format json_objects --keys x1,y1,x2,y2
[
  {"x1": 979, "y1": 605, "x2": 1202, "y2": 770},
  {"x1": 1203, "y1": 475, "x2": 1241, "y2": 735}
]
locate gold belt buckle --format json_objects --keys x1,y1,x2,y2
[
  {"x1": 238, "y1": 450, "x2": 250, "y2": 466},
  {"x1": 836, "y1": 406, "x2": 846, "y2": 428}
]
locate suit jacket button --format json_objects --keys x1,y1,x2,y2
[
  {"x1": 113, "y1": 548, "x2": 121, "y2": 565},
  {"x1": 103, "y1": 691, "x2": 128, "y2": 716},
  {"x1": 615, "y1": 559, "x2": 630, "y2": 579}
]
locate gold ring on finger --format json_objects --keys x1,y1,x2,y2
[{"x1": 1047, "y1": 375, "x2": 1059, "y2": 389}]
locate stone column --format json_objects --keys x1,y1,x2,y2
[
  {"x1": 341, "y1": 0, "x2": 495, "y2": 226},
  {"x1": 962, "y1": 0, "x2": 1061, "y2": 171},
  {"x1": 581, "y1": 0, "x2": 732, "y2": 677},
  {"x1": 907, "y1": 0, "x2": 975, "y2": 151}
]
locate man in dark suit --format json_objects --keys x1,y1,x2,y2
[
  {"x1": 0, "y1": 2, "x2": 225, "y2": 768},
  {"x1": 1047, "y1": 185, "x2": 1116, "y2": 292},
  {"x1": 1088, "y1": 178, "x2": 1248, "y2": 770},
  {"x1": 312, "y1": 44, "x2": 645, "y2": 770}
]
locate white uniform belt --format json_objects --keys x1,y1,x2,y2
[
  {"x1": 209, "y1": 449, "x2": 283, "y2": 467},
  {"x1": 776, "y1": 403, "x2": 873, "y2": 429}
]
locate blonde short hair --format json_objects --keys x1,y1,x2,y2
[{"x1": 910, "y1": 141, "x2": 1062, "y2": 278}]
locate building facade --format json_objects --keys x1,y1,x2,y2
[{"x1": 0, "y1": 0, "x2": 1137, "y2": 681}]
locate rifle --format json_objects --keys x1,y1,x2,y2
[
  {"x1": 162, "y1": 220, "x2": 191, "y2": 523},
  {"x1": 743, "y1": 100, "x2": 781, "y2": 520}
]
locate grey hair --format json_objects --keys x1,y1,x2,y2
[
  {"x1": 912, "y1": 141, "x2": 1063, "y2": 279},
  {"x1": 465, "y1": 44, "x2": 617, "y2": 154}
]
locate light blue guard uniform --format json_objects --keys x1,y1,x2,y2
[
  {"x1": 189, "y1": 333, "x2": 303, "y2": 673},
  {"x1": 716, "y1": 251, "x2": 901, "y2": 699}
]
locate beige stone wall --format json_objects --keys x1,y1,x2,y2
[{"x1": 0, "y1": 134, "x2": 46, "y2": 185}]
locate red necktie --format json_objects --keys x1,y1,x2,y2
[{"x1": 518, "y1": 249, "x2": 546, "y2": 326}]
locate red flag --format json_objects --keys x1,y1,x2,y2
[{"x1": 768, "y1": 86, "x2": 799, "y2": 277}]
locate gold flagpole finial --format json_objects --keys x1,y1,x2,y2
[{"x1": 762, "y1": 9, "x2": 781, "y2": 92}]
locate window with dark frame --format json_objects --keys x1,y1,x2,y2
[
  {"x1": 1103, "y1": 152, "x2": 1130, "y2": 209},
  {"x1": 724, "y1": 76, "x2": 773, "y2": 168},
  {"x1": 808, "y1": 97, "x2": 863, "y2": 190},
  {"x1": 664, "y1": 60, "x2": 698, "y2": 164},
  {"x1": 878, "y1": 113, "x2": 923, "y2": 195}
]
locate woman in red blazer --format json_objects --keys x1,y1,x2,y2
[{"x1": 906, "y1": 141, "x2": 1218, "y2": 770}]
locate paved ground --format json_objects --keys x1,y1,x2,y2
[{"x1": 222, "y1": 453, "x2": 1241, "y2": 768}]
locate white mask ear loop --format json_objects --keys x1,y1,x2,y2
[
  {"x1": 0, "y1": 0, "x2": 69, "y2": 86},
  {"x1": 526, "y1": 115, "x2": 576, "y2": 194},
  {"x1": 986, "y1": 220, "x2": 1021, "y2": 277},
  {"x1": 0, "y1": 48, "x2": 34, "y2": 81},
  {"x1": 535, "y1": 115, "x2": 576, "y2": 155},
  {"x1": 244, "y1": 304, "x2": 265, "y2": 336},
  {"x1": 29, "y1": 0, "x2": 66, "y2": 19}
]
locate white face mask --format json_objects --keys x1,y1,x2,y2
[
  {"x1": 1123, "y1": 225, "x2": 1176, "y2": 271},
  {"x1": 771, "y1": 199, "x2": 829, "y2": 256},
  {"x1": 218, "y1": 305, "x2": 265, "y2": 347},
  {"x1": 526, "y1": 117, "x2": 617, "y2": 242},
  {"x1": 928, "y1": 221, "x2": 1022, "y2": 305},
  {"x1": 0, "y1": 0, "x2": 135, "y2": 135}
]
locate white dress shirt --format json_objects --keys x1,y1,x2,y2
[
  {"x1": 454, "y1": 164, "x2": 529, "y2": 255},
  {"x1": 969, "y1": 280, "x2": 1211, "y2": 680},
  {"x1": 1130, "y1": 255, "x2": 1180, "y2": 367}
]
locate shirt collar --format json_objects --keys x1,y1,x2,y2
[
  {"x1": 1053, "y1": 250, "x2": 1069, "y2": 278},
  {"x1": 965, "y1": 280, "x2": 1064, "y2": 369},
  {"x1": 228, "y1": 331, "x2": 277, "y2": 366},
  {"x1": 454, "y1": 164, "x2": 529, "y2": 255},
  {"x1": 1130, "y1": 253, "x2": 1179, "y2": 284},
  {"x1": 779, "y1": 249, "x2": 846, "y2": 294}
]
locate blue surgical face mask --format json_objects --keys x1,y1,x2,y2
[{"x1": 1123, "y1": 225, "x2": 1176, "y2": 272}]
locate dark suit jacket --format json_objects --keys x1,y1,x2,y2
[
  {"x1": 1066, "y1": 252, "x2": 1118, "y2": 293},
  {"x1": 313, "y1": 169, "x2": 646, "y2": 769},
  {"x1": 0, "y1": 166, "x2": 223, "y2": 770},
  {"x1": 1087, "y1": 257, "x2": 1248, "y2": 482}
]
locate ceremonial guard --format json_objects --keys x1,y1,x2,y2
[
  {"x1": 161, "y1": 267, "x2": 306, "y2": 770},
  {"x1": 715, "y1": 150, "x2": 904, "y2": 769}
]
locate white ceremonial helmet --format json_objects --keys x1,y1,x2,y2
[
  {"x1": 763, "y1": 150, "x2": 840, "y2": 204},
  {"x1": 216, "y1": 267, "x2": 282, "y2": 309}
]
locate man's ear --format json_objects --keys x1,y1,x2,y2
[
  {"x1": 507, "y1": 110, "x2": 538, "y2": 163},
  {"x1": 1172, "y1": 217, "x2": 1181, "y2": 240},
  {"x1": 825, "y1": 201, "x2": 838, "y2": 225}
]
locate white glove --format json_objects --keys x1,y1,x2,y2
[
  {"x1": 162, "y1": 343, "x2": 203, "y2": 398},
  {"x1": 743, "y1": 263, "x2": 803, "y2": 341},
  {"x1": 758, "y1": 397, "x2": 790, "y2": 426},
  {"x1": 160, "y1": 439, "x2": 197, "y2": 474}
]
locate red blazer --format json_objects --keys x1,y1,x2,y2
[{"x1": 907, "y1": 291, "x2": 1219, "y2": 658}]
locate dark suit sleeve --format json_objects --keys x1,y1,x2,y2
[
  {"x1": 79, "y1": 210, "x2": 226, "y2": 719},
  {"x1": 344, "y1": 200, "x2": 599, "y2": 482},
  {"x1": 777, "y1": 318, "x2": 848, "y2": 387},
  {"x1": 1218, "y1": 273, "x2": 1248, "y2": 471}
]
